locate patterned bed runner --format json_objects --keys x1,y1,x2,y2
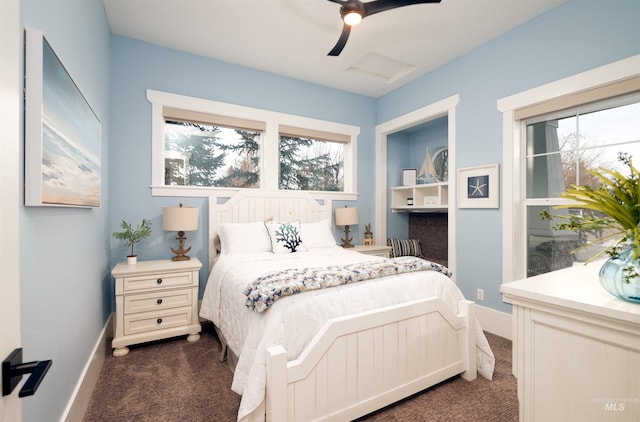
[{"x1": 243, "y1": 256, "x2": 451, "y2": 312}]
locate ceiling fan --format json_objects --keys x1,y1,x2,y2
[{"x1": 327, "y1": 0, "x2": 442, "y2": 56}]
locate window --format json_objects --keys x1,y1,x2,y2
[
  {"x1": 163, "y1": 108, "x2": 262, "y2": 188},
  {"x1": 279, "y1": 126, "x2": 348, "y2": 192},
  {"x1": 147, "y1": 90, "x2": 359, "y2": 199},
  {"x1": 524, "y1": 94, "x2": 640, "y2": 276},
  {"x1": 499, "y1": 56, "x2": 640, "y2": 283}
]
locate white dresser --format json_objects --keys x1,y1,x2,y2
[
  {"x1": 501, "y1": 262, "x2": 640, "y2": 421},
  {"x1": 111, "y1": 258, "x2": 202, "y2": 357}
]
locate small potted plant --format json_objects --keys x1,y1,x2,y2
[
  {"x1": 363, "y1": 223, "x2": 374, "y2": 246},
  {"x1": 112, "y1": 219, "x2": 152, "y2": 264}
]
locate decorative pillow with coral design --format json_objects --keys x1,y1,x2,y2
[{"x1": 265, "y1": 221, "x2": 303, "y2": 254}]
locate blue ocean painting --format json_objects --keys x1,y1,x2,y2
[{"x1": 41, "y1": 39, "x2": 100, "y2": 207}]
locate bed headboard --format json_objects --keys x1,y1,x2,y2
[{"x1": 208, "y1": 191, "x2": 332, "y2": 265}]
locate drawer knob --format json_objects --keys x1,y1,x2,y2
[
  {"x1": 157, "y1": 298, "x2": 163, "y2": 305},
  {"x1": 157, "y1": 318, "x2": 163, "y2": 324},
  {"x1": 156, "y1": 278, "x2": 163, "y2": 284}
]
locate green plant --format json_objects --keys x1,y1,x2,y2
[
  {"x1": 540, "y1": 152, "x2": 640, "y2": 280},
  {"x1": 112, "y1": 219, "x2": 152, "y2": 257},
  {"x1": 364, "y1": 223, "x2": 373, "y2": 239}
]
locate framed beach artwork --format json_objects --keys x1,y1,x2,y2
[
  {"x1": 458, "y1": 164, "x2": 499, "y2": 208},
  {"x1": 24, "y1": 28, "x2": 101, "y2": 207}
]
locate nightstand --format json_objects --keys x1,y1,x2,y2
[
  {"x1": 353, "y1": 244, "x2": 392, "y2": 258},
  {"x1": 111, "y1": 258, "x2": 202, "y2": 357}
]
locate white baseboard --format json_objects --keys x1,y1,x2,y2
[
  {"x1": 475, "y1": 305, "x2": 512, "y2": 340},
  {"x1": 62, "y1": 313, "x2": 113, "y2": 422}
]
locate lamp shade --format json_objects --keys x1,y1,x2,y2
[
  {"x1": 335, "y1": 207, "x2": 358, "y2": 226},
  {"x1": 163, "y1": 204, "x2": 198, "y2": 231}
]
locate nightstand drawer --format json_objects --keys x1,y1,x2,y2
[
  {"x1": 124, "y1": 288, "x2": 192, "y2": 314},
  {"x1": 123, "y1": 271, "x2": 192, "y2": 292},
  {"x1": 353, "y1": 245, "x2": 392, "y2": 258},
  {"x1": 364, "y1": 250, "x2": 391, "y2": 258},
  {"x1": 124, "y1": 306, "x2": 192, "y2": 336}
]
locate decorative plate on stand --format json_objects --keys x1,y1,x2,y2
[{"x1": 432, "y1": 147, "x2": 448, "y2": 182}]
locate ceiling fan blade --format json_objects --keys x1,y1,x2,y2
[
  {"x1": 327, "y1": 23, "x2": 351, "y2": 56},
  {"x1": 363, "y1": 0, "x2": 441, "y2": 18}
]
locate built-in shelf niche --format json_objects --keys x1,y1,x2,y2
[{"x1": 375, "y1": 94, "x2": 459, "y2": 281}]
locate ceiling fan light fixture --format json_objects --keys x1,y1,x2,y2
[
  {"x1": 342, "y1": 10, "x2": 362, "y2": 26},
  {"x1": 329, "y1": 0, "x2": 441, "y2": 57}
]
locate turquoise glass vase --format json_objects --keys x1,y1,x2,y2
[{"x1": 598, "y1": 247, "x2": 640, "y2": 304}]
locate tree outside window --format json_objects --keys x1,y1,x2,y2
[
  {"x1": 164, "y1": 121, "x2": 260, "y2": 188},
  {"x1": 279, "y1": 135, "x2": 344, "y2": 192},
  {"x1": 164, "y1": 121, "x2": 346, "y2": 192}
]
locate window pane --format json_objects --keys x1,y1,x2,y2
[
  {"x1": 527, "y1": 205, "x2": 576, "y2": 276},
  {"x1": 526, "y1": 120, "x2": 569, "y2": 198},
  {"x1": 164, "y1": 121, "x2": 260, "y2": 188},
  {"x1": 527, "y1": 145, "x2": 640, "y2": 194},
  {"x1": 577, "y1": 102, "x2": 640, "y2": 148},
  {"x1": 526, "y1": 153, "x2": 568, "y2": 198},
  {"x1": 279, "y1": 135, "x2": 344, "y2": 191},
  {"x1": 527, "y1": 205, "x2": 618, "y2": 276},
  {"x1": 526, "y1": 100, "x2": 640, "y2": 199}
]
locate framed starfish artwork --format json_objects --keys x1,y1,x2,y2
[{"x1": 458, "y1": 164, "x2": 499, "y2": 208}]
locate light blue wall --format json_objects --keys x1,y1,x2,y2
[
  {"x1": 109, "y1": 36, "x2": 377, "y2": 295},
  {"x1": 19, "y1": 0, "x2": 110, "y2": 420},
  {"x1": 13, "y1": 1, "x2": 640, "y2": 420},
  {"x1": 378, "y1": 0, "x2": 640, "y2": 312}
]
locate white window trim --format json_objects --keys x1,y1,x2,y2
[
  {"x1": 147, "y1": 89, "x2": 359, "y2": 200},
  {"x1": 497, "y1": 54, "x2": 640, "y2": 284}
]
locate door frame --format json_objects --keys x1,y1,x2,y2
[
  {"x1": 374, "y1": 94, "x2": 459, "y2": 281},
  {"x1": 0, "y1": 0, "x2": 23, "y2": 419}
]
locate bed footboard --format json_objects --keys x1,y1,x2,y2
[{"x1": 266, "y1": 297, "x2": 476, "y2": 421}]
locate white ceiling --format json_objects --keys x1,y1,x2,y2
[{"x1": 103, "y1": 0, "x2": 565, "y2": 98}]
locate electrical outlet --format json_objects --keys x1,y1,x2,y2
[{"x1": 476, "y1": 288, "x2": 484, "y2": 301}]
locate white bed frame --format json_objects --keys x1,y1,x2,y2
[{"x1": 208, "y1": 191, "x2": 477, "y2": 421}]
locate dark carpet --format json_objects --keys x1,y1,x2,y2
[{"x1": 84, "y1": 322, "x2": 517, "y2": 421}]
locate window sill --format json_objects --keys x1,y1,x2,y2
[{"x1": 150, "y1": 185, "x2": 358, "y2": 201}]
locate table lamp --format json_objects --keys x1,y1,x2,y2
[
  {"x1": 163, "y1": 203, "x2": 198, "y2": 261},
  {"x1": 335, "y1": 206, "x2": 358, "y2": 248}
]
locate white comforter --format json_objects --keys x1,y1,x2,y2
[{"x1": 199, "y1": 247, "x2": 495, "y2": 422}]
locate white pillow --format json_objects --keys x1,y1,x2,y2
[
  {"x1": 216, "y1": 222, "x2": 272, "y2": 254},
  {"x1": 264, "y1": 221, "x2": 303, "y2": 253},
  {"x1": 300, "y1": 219, "x2": 337, "y2": 249}
]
